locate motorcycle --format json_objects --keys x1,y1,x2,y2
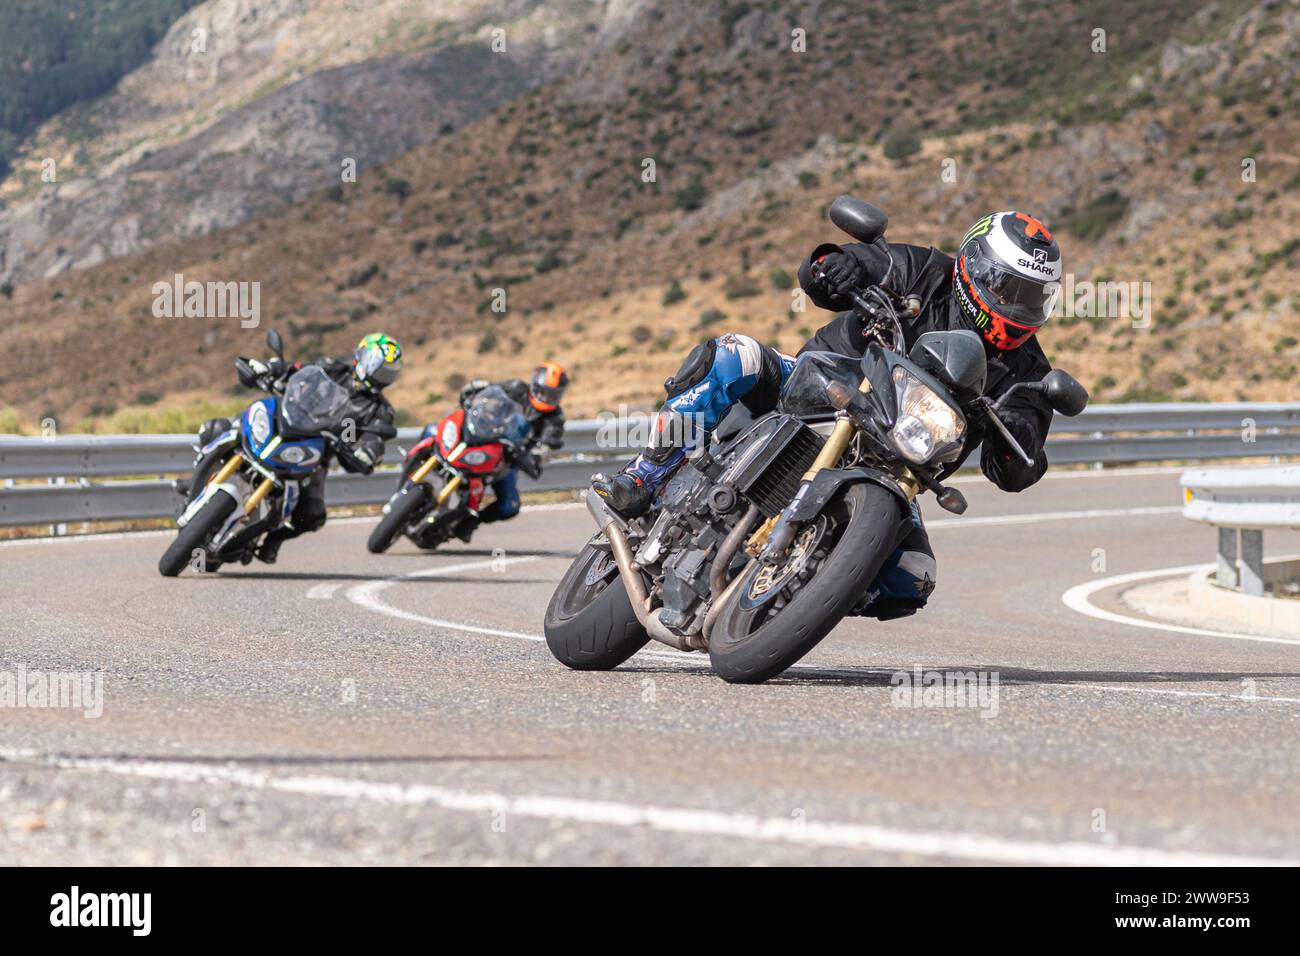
[
  {"x1": 366, "y1": 385, "x2": 537, "y2": 553},
  {"x1": 158, "y1": 328, "x2": 396, "y2": 576},
  {"x1": 543, "y1": 197, "x2": 1089, "y2": 684}
]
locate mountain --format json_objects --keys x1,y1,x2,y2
[{"x1": 2, "y1": 0, "x2": 1298, "y2": 434}]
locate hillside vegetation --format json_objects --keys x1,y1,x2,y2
[
  {"x1": 0, "y1": 0, "x2": 201, "y2": 177},
  {"x1": 1, "y1": 0, "x2": 1297, "y2": 433}
]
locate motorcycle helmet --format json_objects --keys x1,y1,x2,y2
[
  {"x1": 529, "y1": 361, "x2": 568, "y2": 412},
  {"x1": 353, "y1": 333, "x2": 403, "y2": 390},
  {"x1": 953, "y1": 212, "x2": 1062, "y2": 350}
]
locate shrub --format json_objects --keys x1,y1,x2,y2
[
  {"x1": 674, "y1": 175, "x2": 707, "y2": 211},
  {"x1": 662, "y1": 279, "x2": 687, "y2": 306},
  {"x1": 882, "y1": 129, "x2": 922, "y2": 161}
]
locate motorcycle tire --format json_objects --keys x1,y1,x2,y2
[
  {"x1": 158, "y1": 489, "x2": 239, "y2": 577},
  {"x1": 544, "y1": 542, "x2": 649, "y2": 670},
  {"x1": 367, "y1": 482, "x2": 431, "y2": 554},
  {"x1": 707, "y1": 482, "x2": 905, "y2": 684}
]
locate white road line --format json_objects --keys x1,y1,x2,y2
[
  {"x1": 306, "y1": 583, "x2": 341, "y2": 600},
  {"x1": 1062, "y1": 564, "x2": 1300, "y2": 647},
  {"x1": 927, "y1": 504, "x2": 1180, "y2": 529},
  {"x1": 346, "y1": 555, "x2": 1300, "y2": 703},
  {"x1": 347, "y1": 556, "x2": 549, "y2": 642},
  {"x1": 0, "y1": 748, "x2": 1291, "y2": 867}
]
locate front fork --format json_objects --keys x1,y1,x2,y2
[
  {"x1": 208, "y1": 454, "x2": 279, "y2": 516},
  {"x1": 747, "y1": 377, "x2": 919, "y2": 561},
  {"x1": 408, "y1": 442, "x2": 465, "y2": 507}
]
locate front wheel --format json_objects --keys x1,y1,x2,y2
[
  {"x1": 544, "y1": 542, "x2": 649, "y2": 670},
  {"x1": 367, "y1": 482, "x2": 431, "y2": 553},
  {"x1": 707, "y1": 482, "x2": 906, "y2": 684},
  {"x1": 158, "y1": 489, "x2": 239, "y2": 577}
]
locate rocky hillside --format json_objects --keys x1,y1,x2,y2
[
  {"x1": 0, "y1": 0, "x2": 608, "y2": 284},
  {"x1": 2, "y1": 0, "x2": 1298, "y2": 433}
]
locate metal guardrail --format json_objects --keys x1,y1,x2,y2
[
  {"x1": 1, "y1": 402, "x2": 1297, "y2": 529},
  {"x1": 1181, "y1": 465, "x2": 1300, "y2": 596}
]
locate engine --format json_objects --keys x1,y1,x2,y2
[{"x1": 632, "y1": 414, "x2": 825, "y2": 633}]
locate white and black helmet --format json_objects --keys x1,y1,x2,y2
[{"x1": 953, "y1": 212, "x2": 1063, "y2": 350}]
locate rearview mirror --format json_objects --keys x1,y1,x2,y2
[
  {"x1": 266, "y1": 328, "x2": 284, "y2": 360},
  {"x1": 829, "y1": 196, "x2": 888, "y2": 245},
  {"x1": 1042, "y1": 369, "x2": 1089, "y2": 417}
]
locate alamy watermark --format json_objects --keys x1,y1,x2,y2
[
  {"x1": 1049, "y1": 274, "x2": 1152, "y2": 329},
  {"x1": 890, "y1": 666, "x2": 1000, "y2": 718},
  {"x1": 596, "y1": 405, "x2": 709, "y2": 457},
  {"x1": 0, "y1": 665, "x2": 104, "y2": 718},
  {"x1": 152, "y1": 273, "x2": 260, "y2": 328}
]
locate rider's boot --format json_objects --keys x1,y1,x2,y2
[
  {"x1": 256, "y1": 533, "x2": 286, "y2": 564},
  {"x1": 591, "y1": 446, "x2": 683, "y2": 519}
]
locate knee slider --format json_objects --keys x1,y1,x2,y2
[{"x1": 663, "y1": 340, "x2": 717, "y2": 399}]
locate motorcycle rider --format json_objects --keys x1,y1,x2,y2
[
  {"x1": 592, "y1": 210, "x2": 1063, "y2": 619},
  {"x1": 189, "y1": 332, "x2": 403, "y2": 564},
  {"x1": 442, "y1": 361, "x2": 569, "y2": 526}
]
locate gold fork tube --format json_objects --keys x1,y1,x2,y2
[
  {"x1": 243, "y1": 476, "x2": 276, "y2": 514},
  {"x1": 435, "y1": 473, "x2": 463, "y2": 507}
]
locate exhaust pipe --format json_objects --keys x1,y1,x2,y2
[{"x1": 586, "y1": 491, "x2": 703, "y2": 652}]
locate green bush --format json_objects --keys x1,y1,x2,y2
[
  {"x1": 674, "y1": 175, "x2": 707, "y2": 211},
  {"x1": 662, "y1": 279, "x2": 687, "y2": 306},
  {"x1": 882, "y1": 129, "x2": 922, "y2": 162},
  {"x1": 1059, "y1": 190, "x2": 1130, "y2": 241}
]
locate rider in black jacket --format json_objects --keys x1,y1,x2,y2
[
  {"x1": 456, "y1": 362, "x2": 568, "y2": 523},
  {"x1": 593, "y1": 210, "x2": 1064, "y2": 618},
  {"x1": 190, "y1": 333, "x2": 402, "y2": 563}
]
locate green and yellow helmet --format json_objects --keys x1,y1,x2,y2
[{"x1": 353, "y1": 333, "x2": 403, "y2": 389}]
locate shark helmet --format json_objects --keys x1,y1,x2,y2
[{"x1": 953, "y1": 212, "x2": 1063, "y2": 350}]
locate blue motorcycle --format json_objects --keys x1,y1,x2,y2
[{"x1": 158, "y1": 329, "x2": 394, "y2": 576}]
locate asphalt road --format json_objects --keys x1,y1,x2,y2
[{"x1": 2, "y1": 467, "x2": 1299, "y2": 866}]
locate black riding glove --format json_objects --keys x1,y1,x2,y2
[
  {"x1": 815, "y1": 251, "x2": 868, "y2": 295},
  {"x1": 982, "y1": 408, "x2": 1047, "y2": 492}
]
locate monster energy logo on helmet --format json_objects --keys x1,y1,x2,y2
[
  {"x1": 354, "y1": 333, "x2": 403, "y2": 389},
  {"x1": 959, "y1": 214, "x2": 995, "y2": 248}
]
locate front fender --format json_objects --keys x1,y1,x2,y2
[{"x1": 785, "y1": 467, "x2": 910, "y2": 523}]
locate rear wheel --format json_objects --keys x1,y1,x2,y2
[
  {"x1": 159, "y1": 489, "x2": 239, "y2": 577},
  {"x1": 367, "y1": 482, "x2": 431, "y2": 553},
  {"x1": 707, "y1": 482, "x2": 905, "y2": 684},
  {"x1": 544, "y1": 542, "x2": 649, "y2": 670}
]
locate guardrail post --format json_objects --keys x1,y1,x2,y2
[
  {"x1": 1239, "y1": 530, "x2": 1265, "y2": 597},
  {"x1": 1216, "y1": 528, "x2": 1238, "y2": 589}
]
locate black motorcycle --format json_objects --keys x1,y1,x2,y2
[{"x1": 543, "y1": 197, "x2": 1088, "y2": 683}]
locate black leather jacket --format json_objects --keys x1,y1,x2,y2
[
  {"x1": 796, "y1": 239, "x2": 1053, "y2": 491},
  {"x1": 304, "y1": 357, "x2": 397, "y2": 468}
]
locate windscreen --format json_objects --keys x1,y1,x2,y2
[
  {"x1": 464, "y1": 386, "x2": 530, "y2": 445},
  {"x1": 280, "y1": 366, "x2": 351, "y2": 433},
  {"x1": 778, "y1": 351, "x2": 863, "y2": 418}
]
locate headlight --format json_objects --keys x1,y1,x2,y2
[
  {"x1": 889, "y1": 367, "x2": 964, "y2": 464},
  {"x1": 248, "y1": 404, "x2": 272, "y2": 445}
]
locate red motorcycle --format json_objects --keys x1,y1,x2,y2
[{"x1": 366, "y1": 386, "x2": 536, "y2": 553}]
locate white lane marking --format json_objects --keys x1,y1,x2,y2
[
  {"x1": 306, "y1": 583, "x2": 340, "y2": 600},
  {"x1": 347, "y1": 556, "x2": 549, "y2": 642},
  {"x1": 1, "y1": 748, "x2": 1291, "y2": 867},
  {"x1": 348, "y1": 556, "x2": 1300, "y2": 703},
  {"x1": 1062, "y1": 564, "x2": 1300, "y2": 647},
  {"x1": 1071, "y1": 684, "x2": 1300, "y2": 704},
  {"x1": 927, "y1": 505, "x2": 1180, "y2": 529}
]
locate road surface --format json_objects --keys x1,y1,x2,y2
[{"x1": 2, "y1": 468, "x2": 1298, "y2": 865}]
